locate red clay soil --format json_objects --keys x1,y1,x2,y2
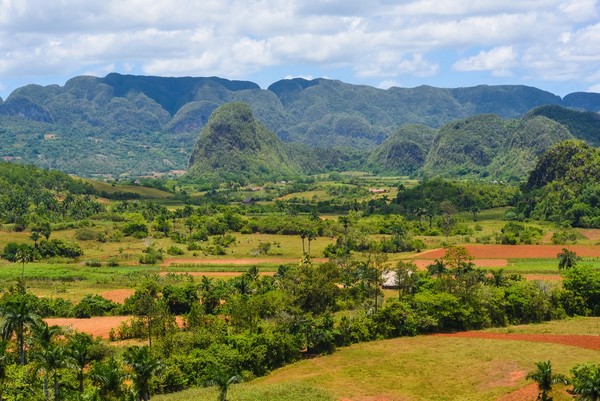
[
  {"x1": 162, "y1": 257, "x2": 327, "y2": 266},
  {"x1": 435, "y1": 332, "x2": 600, "y2": 351},
  {"x1": 413, "y1": 259, "x2": 508, "y2": 269},
  {"x1": 416, "y1": 244, "x2": 600, "y2": 259},
  {"x1": 581, "y1": 229, "x2": 600, "y2": 241},
  {"x1": 45, "y1": 316, "x2": 131, "y2": 339},
  {"x1": 522, "y1": 274, "x2": 563, "y2": 281},
  {"x1": 159, "y1": 271, "x2": 274, "y2": 277},
  {"x1": 495, "y1": 383, "x2": 538, "y2": 401},
  {"x1": 45, "y1": 316, "x2": 185, "y2": 339},
  {"x1": 100, "y1": 289, "x2": 136, "y2": 303}
]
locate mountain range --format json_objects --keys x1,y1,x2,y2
[{"x1": 0, "y1": 73, "x2": 598, "y2": 181}]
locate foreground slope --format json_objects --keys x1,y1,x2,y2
[{"x1": 155, "y1": 318, "x2": 599, "y2": 401}]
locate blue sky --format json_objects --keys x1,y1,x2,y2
[{"x1": 1, "y1": 0, "x2": 599, "y2": 99}]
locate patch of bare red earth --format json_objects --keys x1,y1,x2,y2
[
  {"x1": 162, "y1": 257, "x2": 328, "y2": 266},
  {"x1": 340, "y1": 397, "x2": 403, "y2": 401},
  {"x1": 416, "y1": 244, "x2": 600, "y2": 259},
  {"x1": 413, "y1": 259, "x2": 508, "y2": 269},
  {"x1": 45, "y1": 316, "x2": 131, "y2": 339},
  {"x1": 435, "y1": 331, "x2": 600, "y2": 401},
  {"x1": 580, "y1": 229, "x2": 600, "y2": 241},
  {"x1": 45, "y1": 316, "x2": 185, "y2": 339},
  {"x1": 100, "y1": 289, "x2": 135, "y2": 303}
]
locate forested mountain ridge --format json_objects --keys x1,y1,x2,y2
[
  {"x1": 0, "y1": 72, "x2": 599, "y2": 178},
  {"x1": 187, "y1": 102, "x2": 304, "y2": 185}
]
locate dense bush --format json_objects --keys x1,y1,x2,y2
[{"x1": 74, "y1": 294, "x2": 119, "y2": 318}]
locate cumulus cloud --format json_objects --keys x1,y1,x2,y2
[
  {"x1": 0, "y1": 0, "x2": 599, "y2": 97},
  {"x1": 453, "y1": 46, "x2": 518, "y2": 75}
]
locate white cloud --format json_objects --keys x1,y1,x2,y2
[
  {"x1": 0, "y1": 0, "x2": 599, "y2": 97},
  {"x1": 587, "y1": 84, "x2": 600, "y2": 93},
  {"x1": 377, "y1": 80, "x2": 399, "y2": 89},
  {"x1": 284, "y1": 74, "x2": 314, "y2": 81},
  {"x1": 453, "y1": 46, "x2": 518, "y2": 73}
]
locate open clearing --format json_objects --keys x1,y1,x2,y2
[{"x1": 45, "y1": 315, "x2": 131, "y2": 338}]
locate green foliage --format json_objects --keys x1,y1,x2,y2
[
  {"x1": 526, "y1": 360, "x2": 569, "y2": 401},
  {"x1": 367, "y1": 124, "x2": 437, "y2": 175},
  {"x1": 73, "y1": 294, "x2": 119, "y2": 318},
  {"x1": 518, "y1": 140, "x2": 600, "y2": 227},
  {"x1": 570, "y1": 363, "x2": 600, "y2": 401},
  {"x1": 187, "y1": 102, "x2": 303, "y2": 185},
  {"x1": 526, "y1": 104, "x2": 600, "y2": 146},
  {"x1": 562, "y1": 265, "x2": 600, "y2": 316},
  {"x1": 421, "y1": 114, "x2": 572, "y2": 181},
  {"x1": 496, "y1": 222, "x2": 543, "y2": 244}
]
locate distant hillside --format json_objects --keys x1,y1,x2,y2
[
  {"x1": 420, "y1": 114, "x2": 572, "y2": 181},
  {"x1": 187, "y1": 102, "x2": 303, "y2": 185},
  {"x1": 366, "y1": 124, "x2": 437, "y2": 175},
  {"x1": 518, "y1": 140, "x2": 600, "y2": 227},
  {"x1": 525, "y1": 104, "x2": 600, "y2": 146},
  {"x1": 0, "y1": 73, "x2": 599, "y2": 178},
  {"x1": 365, "y1": 112, "x2": 579, "y2": 181}
]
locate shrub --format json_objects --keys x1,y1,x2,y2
[
  {"x1": 74, "y1": 294, "x2": 119, "y2": 318},
  {"x1": 166, "y1": 246, "x2": 185, "y2": 256},
  {"x1": 106, "y1": 257, "x2": 120, "y2": 267},
  {"x1": 75, "y1": 227, "x2": 99, "y2": 241}
]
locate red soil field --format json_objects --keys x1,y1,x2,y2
[
  {"x1": 495, "y1": 383, "x2": 538, "y2": 401},
  {"x1": 158, "y1": 271, "x2": 274, "y2": 277},
  {"x1": 581, "y1": 229, "x2": 600, "y2": 241},
  {"x1": 162, "y1": 257, "x2": 327, "y2": 266},
  {"x1": 45, "y1": 316, "x2": 185, "y2": 339},
  {"x1": 434, "y1": 332, "x2": 600, "y2": 351},
  {"x1": 45, "y1": 316, "x2": 131, "y2": 339},
  {"x1": 416, "y1": 244, "x2": 600, "y2": 259},
  {"x1": 100, "y1": 289, "x2": 135, "y2": 303},
  {"x1": 413, "y1": 259, "x2": 508, "y2": 269},
  {"x1": 522, "y1": 274, "x2": 563, "y2": 281}
]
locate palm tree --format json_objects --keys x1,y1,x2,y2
[
  {"x1": 89, "y1": 356, "x2": 127, "y2": 400},
  {"x1": 557, "y1": 248, "x2": 580, "y2": 270},
  {"x1": 571, "y1": 363, "x2": 600, "y2": 401},
  {"x1": 395, "y1": 260, "x2": 417, "y2": 300},
  {"x1": 307, "y1": 230, "x2": 317, "y2": 257},
  {"x1": 206, "y1": 367, "x2": 242, "y2": 401},
  {"x1": 339, "y1": 215, "x2": 350, "y2": 253},
  {"x1": 123, "y1": 345, "x2": 161, "y2": 401},
  {"x1": 66, "y1": 332, "x2": 102, "y2": 393},
  {"x1": 31, "y1": 322, "x2": 63, "y2": 400},
  {"x1": 15, "y1": 246, "x2": 34, "y2": 280},
  {"x1": 526, "y1": 360, "x2": 569, "y2": 401},
  {"x1": 490, "y1": 268, "x2": 506, "y2": 287},
  {"x1": 427, "y1": 259, "x2": 447, "y2": 279},
  {"x1": 0, "y1": 340, "x2": 9, "y2": 401},
  {"x1": 0, "y1": 296, "x2": 39, "y2": 364},
  {"x1": 34, "y1": 344, "x2": 67, "y2": 401}
]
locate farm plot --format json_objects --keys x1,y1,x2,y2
[{"x1": 416, "y1": 244, "x2": 600, "y2": 259}]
